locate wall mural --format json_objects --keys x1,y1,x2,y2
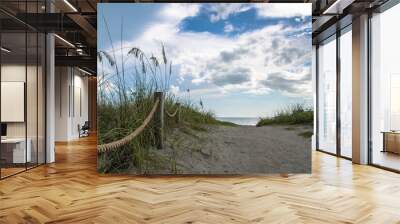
[{"x1": 97, "y1": 3, "x2": 313, "y2": 174}]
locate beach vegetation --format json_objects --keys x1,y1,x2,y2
[
  {"x1": 97, "y1": 35, "x2": 231, "y2": 173},
  {"x1": 256, "y1": 104, "x2": 313, "y2": 127}
]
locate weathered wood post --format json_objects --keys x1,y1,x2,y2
[
  {"x1": 176, "y1": 103, "x2": 180, "y2": 124},
  {"x1": 154, "y1": 92, "x2": 164, "y2": 149}
]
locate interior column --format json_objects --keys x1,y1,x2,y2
[
  {"x1": 46, "y1": 1, "x2": 55, "y2": 163},
  {"x1": 352, "y1": 14, "x2": 369, "y2": 164}
]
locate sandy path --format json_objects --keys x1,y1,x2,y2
[{"x1": 152, "y1": 125, "x2": 312, "y2": 174}]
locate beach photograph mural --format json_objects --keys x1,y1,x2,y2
[{"x1": 97, "y1": 3, "x2": 313, "y2": 174}]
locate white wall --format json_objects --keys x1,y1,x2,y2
[
  {"x1": 1, "y1": 65, "x2": 27, "y2": 139},
  {"x1": 1, "y1": 65, "x2": 42, "y2": 136},
  {"x1": 55, "y1": 66, "x2": 69, "y2": 141},
  {"x1": 55, "y1": 67, "x2": 89, "y2": 141},
  {"x1": 70, "y1": 72, "x2": 89, "y2": 138},
  {"x1": 1, "y1": 63, "x2": 46, "y2": 164}
]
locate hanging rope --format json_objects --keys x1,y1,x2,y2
[
  {"x1": 166, "y1": 107, "x2": 179, "y2": 117},
  {"x1": 97, "y1": 99, "x2": 160, "y2": 153},
  {"x1": 165, "y1": 102, "x2": 181, "y2": 118}
]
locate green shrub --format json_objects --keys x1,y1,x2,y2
[{"x1": 256, "y1": 104, "x2": 313, "y2": 127}]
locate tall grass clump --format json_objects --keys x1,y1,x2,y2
[
  {"x1": 256, "y1": 104, "x2": 313, "y2": 127},
  {"x1": 97, "y1": 19, "x2": 227, "y2": 173},
  {"x1": 97, "y1": 45, "x2": 164, "y2": 173}
]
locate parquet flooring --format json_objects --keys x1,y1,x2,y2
[
  {"x1": 1, "y1": 135, "x2": 400, "y2": 223},
  {"x1": 1, "y1": 167, "x2": 26, "y2": 178}
]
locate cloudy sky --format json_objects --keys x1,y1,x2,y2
[{"x1": 98, "y1": 3, "x2": 312, "y2": 117}]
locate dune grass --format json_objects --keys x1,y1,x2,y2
[
  {"x1": 256, "y1": 104, "x2": 313, "y2": 127},
  {"x1": 97, "y1": 41, "x2": 230, "y2": 173},
  {"x1": 98, "y1": 93, "x2": 228, "y2": 173}
]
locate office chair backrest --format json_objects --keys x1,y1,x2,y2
[{"x1": 82, "y1": 121, "x2": 90, "y2": 129}]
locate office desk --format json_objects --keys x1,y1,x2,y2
[
  {"x1": 1, "y1": 138, "x2": 31, "y2": 164},
  {"x1": 382, "y1": 131, "x2": 400, "y2": 154}
]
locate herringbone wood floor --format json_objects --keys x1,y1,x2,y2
[{"x1": 1, "y1": 135, "x2": 400, "y2": 224}]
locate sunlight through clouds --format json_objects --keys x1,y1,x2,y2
[{"x1": 98, "y1": 3, "x2": 312, "y2": 116}]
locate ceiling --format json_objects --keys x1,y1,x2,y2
[
  {"x1": 0, "y1": 0, "x2": 395, "y2": 75},
  {"x1": 0, "y1": 0, "x2": 98, "y2": 74},
  {"x1": 311, "y1": 0, "x2": 390, "y2": 43}
]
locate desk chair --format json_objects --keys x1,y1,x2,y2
[{"x1": 79, "y1": 121, "x2": 90, "y2": 138}]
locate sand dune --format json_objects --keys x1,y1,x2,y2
[{"x1": 151, "y1": 124, "x2": 312, "y2": 174}]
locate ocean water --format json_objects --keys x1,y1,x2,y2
[{"x1": 217, "y1": 117, "x2": 260, "y2": 126}]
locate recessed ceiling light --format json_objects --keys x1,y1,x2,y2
[
  {"x1": 1, "y1": 47, "x2": 11, "y2": 53},
  {"x1": 78, "y1": 67, "x2": 92, "y2": 76},
  {"x1": 76, "y1": 48, "x2": 84, "y2": 55},
  {"x1": 63, "y1": 0, "x2": 78, "y2": 12},
  {"x1": 323, "y1": 0, "x2": 355, "y2": 15},
  {"x1": 54, "y1": 34, "x2": 75, "y2": 48}
]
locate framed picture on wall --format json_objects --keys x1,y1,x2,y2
[{"x1": 97, "y1": 3, "x2": 313, "y2": 175}]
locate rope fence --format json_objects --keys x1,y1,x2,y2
[
  {"x1": 165, "y1": 102, "x2": 180, "y2": 123},
  {"x1": 97, "y1": 92, "x2": 182, "y2": 153},
  {"x1": 165, "y1": 108, "x2": 179, "y2": 118},
  {"x1": 97, "y1": 98, "x2": 160, "y2": 153}
]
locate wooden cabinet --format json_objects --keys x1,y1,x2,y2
[{"x1": 382, "y1": 132, "x2": 400, "y2": 154}]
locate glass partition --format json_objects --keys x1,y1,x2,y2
[
  {"x1": 339, "y1": 27, "x2": 352, "y2": 158},
  {"x1": 0, "y1": 1, "x2": 46, "y2": 179},
  {"x1": 1, "y1": 31, "x2": 28, "y2": 177},
  {"x1": 317, "y1": 36, "x2": 337, "y2": 154},
  {"x1": 371, "y1": 3, "x2": 400, "y2": 171},
  {"x1": 27, "y1": 31, "x2": 38, "y2": 169}
]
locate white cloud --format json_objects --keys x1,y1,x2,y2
[
  {"x1": 170, "y1": 84, "x2": 180, "y2": 95},
  {"x1": 206, "y1": 3, "x2": 310, "y2": 22},
  {"x1": 169, "y1": 84, "x2": 225, "y2": 100},
  {"x1": 208, "y1": 3, "x2": 252, "y2": 22},
  {"x1": 255, "y1": 3, "x2": 311, "y2": 18},
  {"x1": 100, "y1": 3, "x2": 312, "y2": 101},
  {"x1": 262, "y1": 70, "x2": 311, "y2": 97},
  {"x1": 224, "y1": 23, "x2": 234, "y2": 33},
  {"x1": 158, "y1": 3, "x2": 200, "y2": 23}
]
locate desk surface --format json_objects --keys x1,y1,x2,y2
[
  {"x1": 381, "y1": 131, "x2": 400, "y2": 134},
  {"x1": 1, "y1": 138, "x2": 27, "y2": 143}
]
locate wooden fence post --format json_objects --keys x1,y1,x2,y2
[
  {"x1": 154, "y1": 92, "x2": 164, "y2": 149},
  {"x1": 176, "y1": 103, "x2": 180, "y2": 124}
]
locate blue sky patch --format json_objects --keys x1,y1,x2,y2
[{"x1": 98, "y1": 3, "x2": 312, "y2": 117}]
